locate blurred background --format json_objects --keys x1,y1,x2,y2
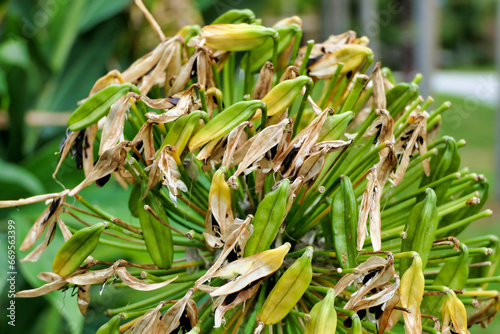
[{"x1": 0, "y1": 0, "x2": 498, "y2": 333}]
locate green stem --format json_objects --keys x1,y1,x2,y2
[
  {"x1": 436, "y1": 210, "x2": 493, "y2": 238},
  {"x1": 338, "y1": 75, "x2": 369, "y2": 113},
  {"x1": 292, "y1": 80, "x2": 313, "y2": 137},
  {"x1": 299, "y1": 40, "x2": 314, "y2": 76},
  {"x1": 106, "y1": 282, "x2": 193, "y2": 316},
  {"x1": 319, "y1": 63, "x2": 344, "y2": 109},
  {"x1": 428, "y1": 101, "x2": 452, "y2": 122}
]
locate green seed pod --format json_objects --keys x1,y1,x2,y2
[
  {"x1": 400, "y1": 189, "x2": 438, "y2": 276},
  {"x1": 421, "y1": 245, "x2": 470, "y2": 326},
  {"x1": 52, "y1": 222, "x2": 106, "y2": 277},
  {"x1": 162, "y1": 111, "x2": 204, "y2": 163},
  {"x1": 96, "y1": 315, "x2": 121, "y2": 334},
  {"x1": 305, "y1": 288, "x2": 337, "y2": 334},
  {"x1": 188, "y1": 100, "x2": 263, "y2": 151},
  {"x1": 259, "y1": 247, "x2": 313, "y2": 325},
  {"x1": 138, "y1": 188, "x2": 174, "y2": 269},
  {"x1": 318, "y1": 111, "x2": 354, "y2": 142},
  {"x1": 242, "y1": 24, "x2": 301, "y2": 73},
  {"x1": 260, "y1": 76, "x2": 311, "y2": 118},
  {"x1": 385, "y1": 82, "x2": 419, "y2": 117},
  {"x1": 307, "y1": 45, "x2": 373, "y2": 80},
  {"x1": 326, "y1": 175, "x2": 357, "y2": 269},
  {"x1": 201, "y1": 24, "x2": 277, "y2": 52},
  {"x1": 245, "y1": 180, "x2": 289, "y2": 256},
  {"x1": 68, "y1": 83, "x2": 134, "y2": 131},
  {"x1": 419, "y1": 137, "x2": 461, "y2": 204},
  {"x1": 211, "y1": 9, "x2": 256, "y2": 24},
  {"x1": 439, "y1": 175, "x2": 488, "y2": 234},
  {"x1": 128, "y1": 184, "x2": 141, "y2": 218},
  {"x1": 348, "y1": 314, "x2": 362, "y2": 334}
]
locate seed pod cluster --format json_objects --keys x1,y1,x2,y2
[{"x1": 4, "y1": 6, "x2": 498, "y2": 334}]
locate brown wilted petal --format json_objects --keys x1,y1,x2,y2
[
  {"x1": 129, "y1": 303, "x2": 163, "y2": 334},
  {"x1": 65, "y1": 266, "x2": 115, "y2": 285},
  {"x1": 295, "y1": 31, "x2": 356, "y2": 68},
  {"x1": 16, "y1": 280, "x2": 68, "y2": 298},
  {"x1": 279, "y1": 66, "x2": 300, "y2": 82},
  {"x1": 140, "y1": 36, "x2": 184, "y2": 94},
  {"x1": 347, "y1": 278, "x2": 399, "y2": 312},
  {"x1": 232, "y1": 118, "x2": 291, "y2": 178},
  {"x1": 157, "y1": 289, "x2": 198, "y2": 334},
  {"x1": 83, "y1": 124, "x2": 98, "y2": 177},
  {"x1": 196, "y1": 216, "x2": 253, "y2": 287},
  {"x1": 364, "y1": 109, "x2": 394, "y2": 154},
  {"x1": 53, "y1": 131, "x2": 80, "y2": 179},
  {"x1": 371, "y1": 63, "x2": 386, "y2": 110},
  {"x1": 334, "y1": 255, "x2": 393, "y2": 297},
  {"x1": 122, "y1": 41, "x2": 170, "y2": 83},
  {"x1": 205, "y1": 242, "x2": 290, "y2": 297},
  {"x1": 77, "y1": 284, "x2": 91, "y2": 316},
  {"x1": 168, "y1": 52, "x2": 198, "y2": 96},
  {"x1": 69, "y1": 142, "x2": 128, "y2": 196},
  {"x1": 204, "y1": 168, "x2": 234, "y2": 249},
  {"x1": 213, "y1": 279, "x2": 262, "y2": 328},
  {"x1": 145, "y1": 84, "x2": 200, "y2": 124},
  {"x1": 221, "y1": 121, "x2": 252, "y2": 168},
  {"x1": 158, "y1": 146, "x2": 188, "y2": 203},
  {"x1": 114, "y1": 266, "x2": 177, "y2": 291},
  {"x1": 90, "y1": 70, "x2": 124, "y2": 95},
  {"x1": 99, "y1": 93, "x2": 136, "y2": 155},
  {"x1": 20, "y1": 196, "x2": 64, "y2": 251},
  {"x1": 253, "y1": 62, "x2": 274, "y2": 100},
  {"x1": 37, "y1": 272, "x2": 62, "y2": 283},
  {"x1": 273, "y1": 108, "x2": 330, "y2": 177},
  {"x1": 130, "y1": 121, "x2": 156, "y2": 166},
  {"x1": 392, "y1": 111, "x2": 429, "y2": 186},
  {"x1": 196, "y1": 46, "x2": 216, "y2": 92},
  {"x1": 467, "y1": 297, "x2": 500, "y2": 328},
  {"x1": 357, "y1": 168, "x2": 377, "y2": 251},
  {"x1": 378, "y1": 287, "x2": 401, "y2": 334},
  {"x1": 21, "y1": 218, "x2": 57, "y2": 263}
]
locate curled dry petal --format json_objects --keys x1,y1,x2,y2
[
  {"x1": 99, "y1": 93, "x2": 135, "y2": 155},
  {"x1": 128, "y1": 303, "x2": 163, "y2": 334},
  {"x1": 16, "y1": 280, "x2": 68, "y2": 298},
  {"x1": 115, "y1": 266, "x2": 177, "y2": 291},
  {"x1": 158, "y1": 289, "x2": 198, "y2": 334},
  {"x1": 221, "y1": 121, "x2": 252, "y2": 168},
  {"x1": 21, "y1": 219, "x2": 57, "y2": 262},
  {"x1": 53, "y1": 131, "x2": 80, "y2": 179},
  {"x1": 252, "y1": 62, "x2": 274, "y2": 100},
  {"x1": 140, "y1": 37, "x2": 183, "y2": 94},
  {"x1": 20, "y1": 197, "x2": 64, "y2": 251},
  {"x1": 65, "y1": 266, "x2": 116, "y2": 285},
  {"x1": 122, "y1": 40, "x2": 170, "y2": 83},
  {"x1": 158, "y1": 146, "x2": 188, "y2": 202},
  {"x1": 233, "y1": 118, "x2": 291, "y2": 178},
  {"x1": 196, "y1": 216, "x2": 253, "y2": 287},
  {"x1": 392, "y1": 111, "x2": 429, "y2": 186},
  {"x1": 69, "y1": 142, "x2": 128, "y2": 196},
  {"x1": 273, "y1": 108, "x2": 330, "y2": 177},
  {"x1": 146, "y1": 84, "x2": 200, "y2": 124},
  {"x1": 207, "y1": 242, "x2": 291, "y2": 297},
  {"x1": 77, "y1": 285, "x2": 91, "y2": 316}
]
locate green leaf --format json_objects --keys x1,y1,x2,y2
[
  {"x1": 0, "y1": 158, "x2": 45, "y2": 196},
  {"x1": 79, "y1": 0, "x2": 132, "y2": 32}
]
